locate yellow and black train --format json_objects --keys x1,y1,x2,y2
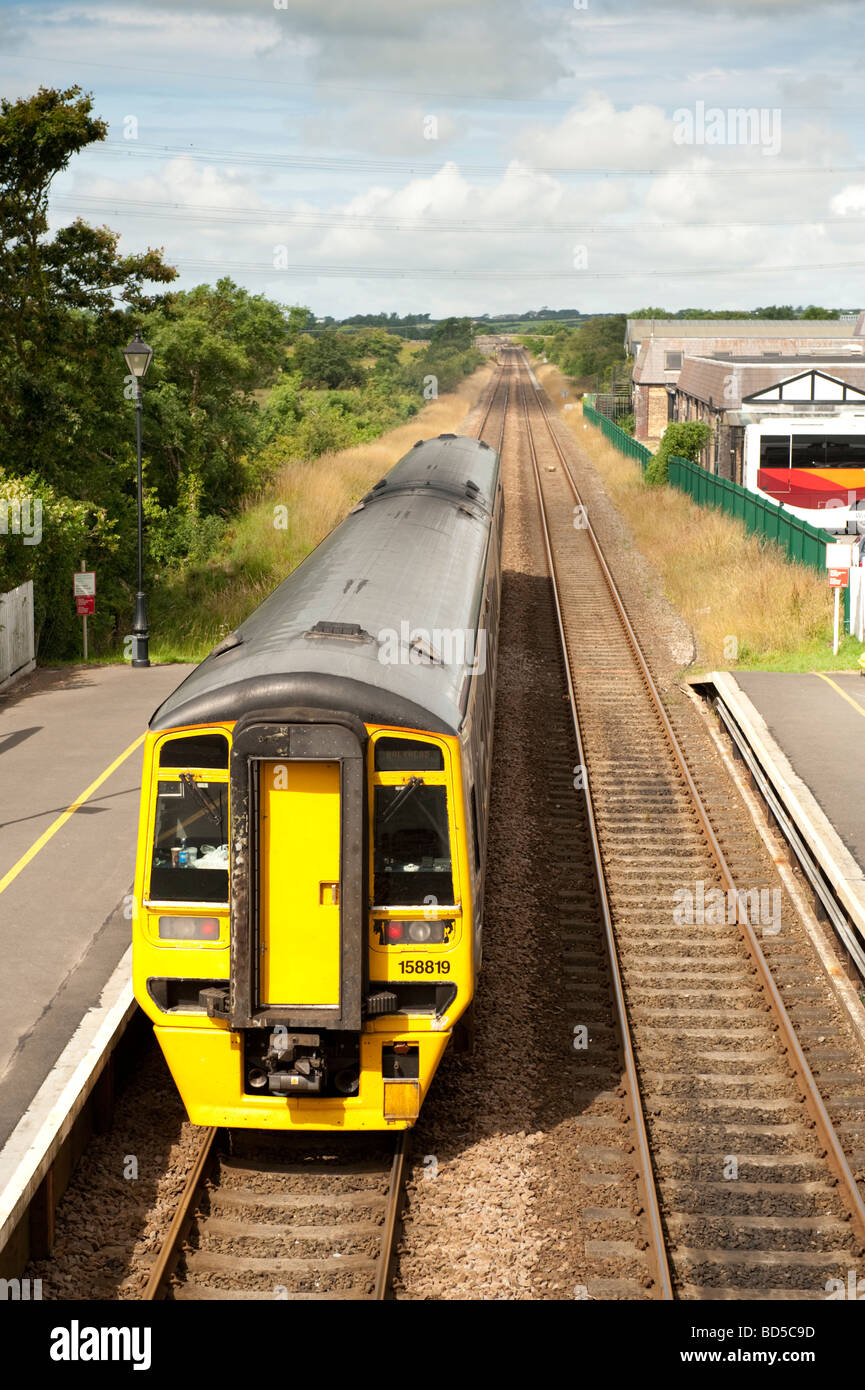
[{"x1": 132, "y1": 434, "x2": 503, "y2": 1130}]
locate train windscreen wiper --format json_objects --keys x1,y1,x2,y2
[
  {"x1": 381, "y1": 776, "x2": 423, "y2": 825},
  {"x1": 180, "y1": 772, "x2": 223, "y2": 826}
]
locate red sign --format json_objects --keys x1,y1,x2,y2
[
  {"x1": 76, "y1": 595, "x2": 95, "y2": 616},
  {"x1": 828, "y1": 568, "x2": 849, "y2": 589}
]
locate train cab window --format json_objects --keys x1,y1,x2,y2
[
  {"x1": 373, "y1": 782, "x2": 454, "y2": 906},
  {"x1": 149, "y1": 775, "x2": 229, "y2": 904}
]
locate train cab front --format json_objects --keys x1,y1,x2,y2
[{"x1": 138, "y1": 710, "x2": 465, "y2": 1131}]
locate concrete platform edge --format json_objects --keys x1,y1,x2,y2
[
  {"x1": 0, "y1": 948, "x2": 135, "y2": 1254},
  {"x1": 695, "y1": 671, "x2": 865, "y2": 935}
]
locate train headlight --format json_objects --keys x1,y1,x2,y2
[
  {"x1": 158, "y1": 915, "x2": 221, "y2": 941},
  {"x1": 408, "y1": 922, "x2": 433, "y2": 943}
]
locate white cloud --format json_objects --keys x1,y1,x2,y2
[
  {"x1": 831, "y1": 184, "x2": 865, "y2": 216},
  {"x1": 516, "y1": 95, "x2": 680, "y2": 171}
]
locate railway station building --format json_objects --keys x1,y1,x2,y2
[
  {"x1": 628, "y1": 316, "x2": 865, "y2": 444},
  {"x1": 668, "y1": 356, "x2": 865, "y2": 512}
]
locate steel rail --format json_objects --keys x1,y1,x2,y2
[
  {"x1": 474, "y1": 363, "x2": 509, "y2": 452},
  {"x1": 515, "y1": 357, "x2": 674, "y2": 1301},
  {"x1": 520, "y1": 351, "x2": 865, "y2": 1251},
  {"x1": 143, "y1": 1125, "x2": 219, "y2": 1300},
  {"x1": 374, "y1": 1133, "x2": 409, "y2": 1301}
]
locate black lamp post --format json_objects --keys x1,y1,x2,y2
[{"x1": 122, "y1": 331, "x2": 153, "y2": 668}]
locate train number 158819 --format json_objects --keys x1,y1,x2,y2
[{"x1": 397, "y1": 959, "x2": 451, "y2": 975}]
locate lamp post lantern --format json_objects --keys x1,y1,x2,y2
[{"x1": 122, "y1": 331, "x2": 153, "y2": 668}]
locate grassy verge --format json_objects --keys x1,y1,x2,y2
[
  {"x1": 146, "y1": 363, "x2": 494, "y2": 664},
  {"x1": 534, "y1": 362, "x2": 865, "y2": 674}
]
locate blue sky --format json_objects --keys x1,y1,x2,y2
[{"x1": 2, "y1": 0, "x2": 865, "y2": 317}]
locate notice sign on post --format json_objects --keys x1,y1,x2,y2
[
  {"x1": 825, "y1": 545, "x2": 853, "y2": 657},
  {"x1": 73, "y1": 572, "x2": 96, "y2": 598},
  {"x1": 73, "y1": 569, "x2": 96, "y2": 661}
]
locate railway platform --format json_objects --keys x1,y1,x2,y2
[
  {"x1": 0, "y1": 663, "x2": 192, "y2": 1152},
  {"x1": 694, "y1": 670, "x2": 865, "y2": 966}
]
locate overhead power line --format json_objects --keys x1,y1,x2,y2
[
  {"x1": 90, "y1": 140, "x2": 865, "y2": 181},
  {"x1": 164, "y1": 255, "x2": 865, "y2": 281},
  {"x1": 50, "y1": 192, "x2": 865, "y2": 234},
  {"x1": 20, "y1": 52, "x2": 864, "y2": 113}
]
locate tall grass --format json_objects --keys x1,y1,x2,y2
[
  {"x1": 149, "y1": 365, "x2": 493, "y2": 663},
  {"x1": 533, "y1": 363, "x2": 862, "y2": 672}
]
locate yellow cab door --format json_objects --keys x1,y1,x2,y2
[{"x1": 259, "y1": 759, "x2": 341, "y2": 1008}]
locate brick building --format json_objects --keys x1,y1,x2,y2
[
  {"x1": 669, "y1": 355, "x2": 865, "y2": 531},
  {"x1": 628, "y1": 317, "x2": 865, "y2": 444}
]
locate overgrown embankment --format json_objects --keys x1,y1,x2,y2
[
  {"x1": 148, "y1": 364, "x2": 493, "y2": 662},
  {"x1": 534, "y1": 361, "x2": 864, "y2": 672}
]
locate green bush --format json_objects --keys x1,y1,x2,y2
[
  {"x1": 148, "y1": 505, "x2": 227, "y2": 570},
  {"x1": 296, "y1": 405, "x2": 358, "y2": 458},
  {"x1": 0, "y1": 469, "x2": 117, "y2": 657},
  {"x1": 645, "y1": 420, "x2": 713, "y2": 487},
  {"x1": 259, "y1": 374, "x2": 303, "y2": 442}
]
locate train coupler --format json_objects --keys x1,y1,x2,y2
[{"x1": 246, "y1": 1028, "x2": 326, "y2": 1095}]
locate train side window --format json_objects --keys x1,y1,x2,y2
[
  {"x1": 149, "y1": 777, "x2": 229, "y2": 904},
  {"x1": 470, "y1": 786, "x2": 481, "y2": 873}
]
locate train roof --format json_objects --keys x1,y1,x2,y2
[{"x1": 150, "y1": 434, "x2": 501, "y2": 737}]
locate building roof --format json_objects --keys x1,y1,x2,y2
[
  {"x1": 626, "y1": 316, "x2": 864, "y2": 356},
  {"x1": 149, "y1": 434, "x2": 501, "y2": 736},
  {"x1": 633, "y1": 335, "x2": 865, "y2": 385},
  {"x1": 675, "y1": 357, "x2": 865, "y2": 411}
]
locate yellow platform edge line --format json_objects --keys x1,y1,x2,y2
[
  {"x1": 812, "y1": 669, "x2": 865, "y2": 722},
  {"x1": 0, "y1": 732, "x2": 146, "y2": 896}
]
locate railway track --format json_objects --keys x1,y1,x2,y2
[
  {"x1": 145, "y1": 1130, "x2": 407, "y2": 1301},
  {"x1": 506, "y1": 348, "x2": 865, "y2": 1299},
  {"x1": 475, "y1": 360, "x2": 509, "y2": 450}
]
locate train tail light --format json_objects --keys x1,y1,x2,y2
[
  {"x1": 380, "y1": 921, "x2": 447, "y2": 944},
  {"x1": 158, "y1": 916, "x2": 222, "y2": 941}
]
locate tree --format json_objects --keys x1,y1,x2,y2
[
  {"x1": 0, "y1": 87, "x2": 175, "y2": 485},
  {"x1": 552, "y1": 315, "x2": 627, "y2": 380},
  {"x1": 293, "y1": 331, "x2": 366, "y2": 389},
  {"x1": 285, "y1": 304, "x2": 314, "y2": 343},
  {"x1": 801, "y1": 305, "x2": 838, "y2": 320},
  {"x1": 430, "y1": 317, "x2": 473, "y2": 351},
  {"x1": 355, "y1": 328, "x2": 403, "y2": 367},
  {"x1": 141, "y1": 279, "x2": 288, "y2": 513},
  {"x1": 0, "y1": 85, "x2": 176, "y2": 655},
  {"x1": 752, "y1": 305, "x2": 795, "y2": 319}
]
